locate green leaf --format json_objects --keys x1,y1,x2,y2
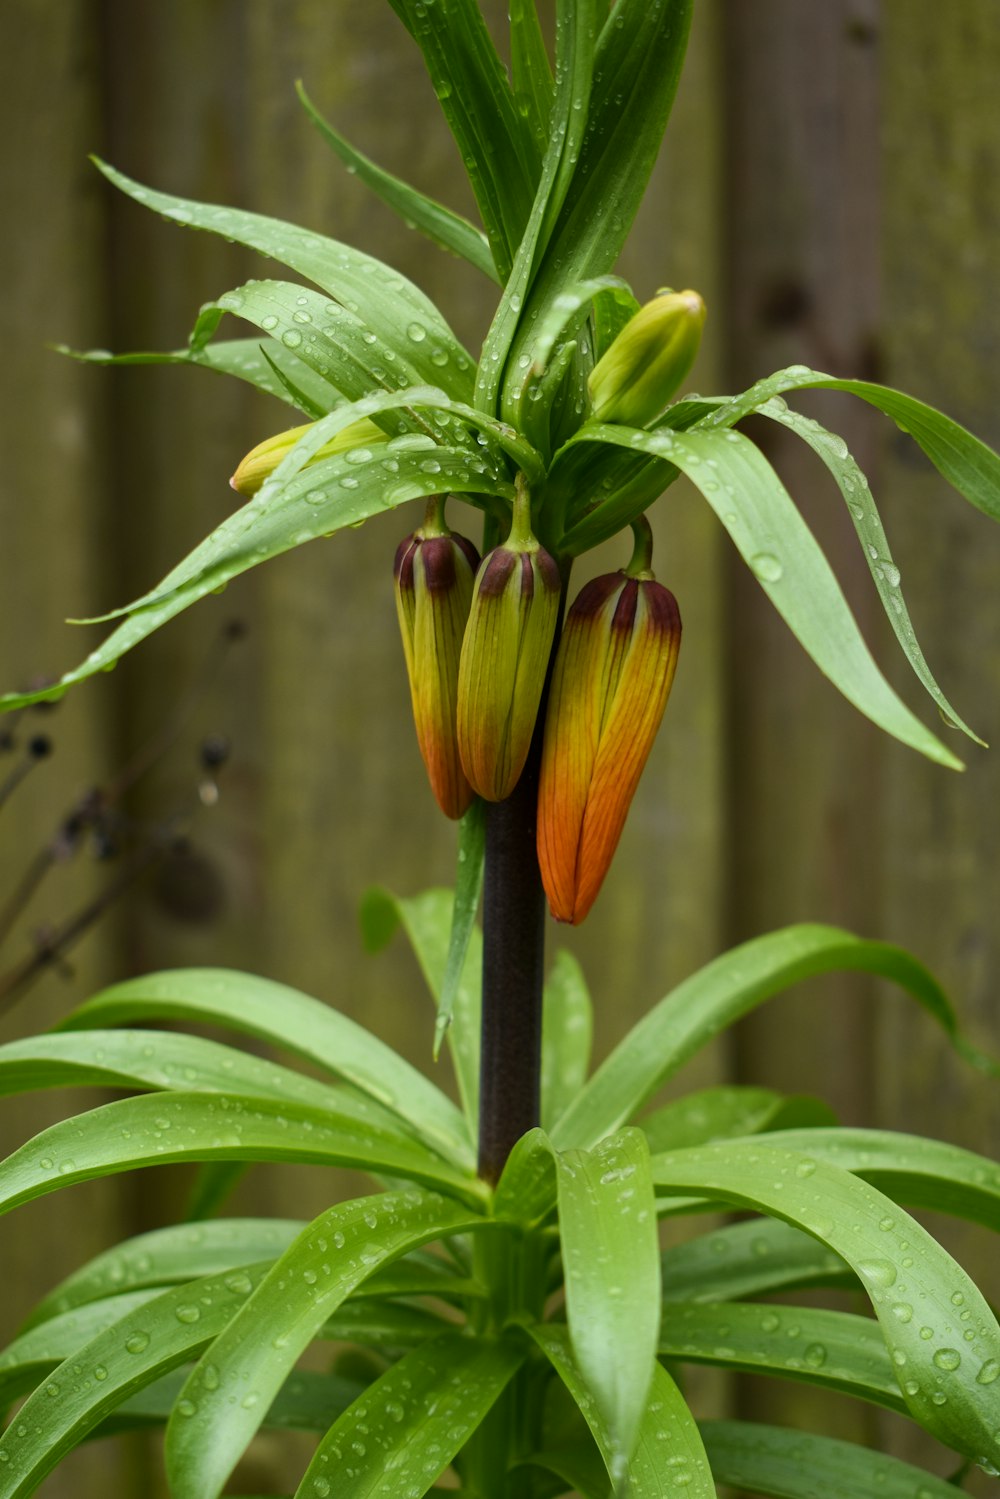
[
  {"x1": 762, "y1": 399, "x2": 984, "y2": 744},
  {"x1": 660, "y1": 1301, "x2": 904, "y2": 1414},
  {"x1": 318, "y1": 1297, "x2": 450, "y2": 1353},
  {"x1": 0, "y1": 1290, "x2": 164, "y2": 1409},
  {"x1": 479, "y1": 0, "x2": 597, "y2": 417},
  {"x1": 520, "y1": 0, "x2": 693, "y2": 329},
  {"x1": 94, "y1": 159, "x2": 474, "y2": 394},
  {"x1": 493, "y1": 1128, "x2": 557, "y2": 1226},
  {"x1": 650, "y1": 1141, "x2": 1000, "y2": 1469},
  {"x1": 541, "y1": 951, "x2": 593, "y2": 1132},
  {"x1": 551, "y1": 924, "x2": 980, "y2": 1151},
  {"x1": 0, "y1": 1091, "x2": 484, "y2": 1216},
  {"x1": 531, "y1": 1326, "x2": 716, "y2": 1497},
  {"x1": 0, "y1": 1028, "x2": 365, "y2": 1117},
  {"x1": 510, "y1": 0, "x2": 554, "y2": 155},
  {"x1": 505, "y1": 274, "x2": 633, "y2": 440},
  {"x1": 659, "y1": 1219, "x2": 853, "y2": 1306},
  {"x1": 0, "y1": 412, "x2": 511, "y2": 713},
  {"x1": 577, "y1": 422, "x2": 963, "y2": 768},
  {"x1": 700, "y1": 1419, "x2": 968, "y2": 1499},
  {"x1": 24, "y1": 1219, "x2": 304, "y2": 1328},
  {"x1": 59, "y1": 337, "x2": 342, "y2": 417},
  {"x1": 640, "y1": 1087, "x2": 837, "y2": 1152},
  {"x1": 107, "y1": 1365, "x2": 363, "y2": 1437},
  {"x1": 752, "y1": 1127, "x2": 1000, "y2": 1232},
  {"x1": 358, "y1": 888, "x2": 483, "y2": 1148},
  {"x1": 296, "y1": 81, "x2": 499, "y2": 282},
  {"x1": 57, "y1": 966, "x2": 474, "y2": 1168},
  {"x1": 0, "y1": 1263, "x2": 273, "y2": 1497},
  {"x1": 706, "y1": 364, "x2": 1000, "y2": 524},
  {"x1": 386, "y1": 0, "x2": 540, "y2": 285},
  {"x1": 557, "y1": 1128, "x2": 660, "y2": 1480},
  {"x1": 163, "y1": 1190, "x2": 486, "y2": 1499},
  {"x1": 436, "y1": 799, "x2": 486, "y2": 1060},
  {"x1": 294, "y1": 1333, "x2": 523, "y2": 1499}
]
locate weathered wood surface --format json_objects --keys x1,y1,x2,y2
[{"x1": 0, "y1": 1, "x2": 998, "y2": 1494}]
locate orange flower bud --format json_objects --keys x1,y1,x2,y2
[
  {"x1": 537, "y1": 569, "x2": 681, "y2": 924},
  {"x1": 457, "y1": 504, "x2": 561, "y2": 803},
  {"x1": 394, "y1": 509, "x2": 480, "y2": 819}
]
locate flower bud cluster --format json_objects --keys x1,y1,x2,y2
[{"x1": 393, "y1": 492, "x2": 681, "y2": 924}]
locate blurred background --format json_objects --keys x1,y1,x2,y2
[{"x1": 1, "y1": 1, "x2": 998, "y2": 1494}]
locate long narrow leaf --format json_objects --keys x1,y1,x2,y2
[
  {"x1": 358, "y1": 887, "x2": 482, "y2": 1144},
  {"x1": 650, "y1": 1141, "x2": 1000, "y2": 1469},
  {"x1": 296, "y1": 82, "x2": 498, "y2": 282},
  {"x1": 163, "y1": 1191, "x2": 485, "y2": 1499},
  {"x1": 701, "y1": 1419, "x2": 967, "y2": 1499},
  {"x1": 552, "y1": 924, "x2": 982, "y2": 1151},
  {"x1": 660, "y1": 1219, "x2": 853, "y2": 1306},
  {"x1": 57, "y1": 966, "x2": 474, "y2": 1167},
  {"x1": 59, "y1": 337, "x2": 342, "y2": 417},
  {"x1": 541, "y1": 951, "x2": 594, "y2": 1131},
  {"x1": 751, "y1": 1126, "x2": 1000, "y2": 1231},
  {"x1": 640, "y1": 1086, "x2": 836, "y2": 1153},
  {"x1": 95, "y1": 159, "x2": 474, "y2": 392},
  {"x1": 387, "y1": 0, "x2": 540, "y2": 284},
  {"x1": 0, "y1": 1290, "x2": 164, "y2": 1409},
  {"x1": 557, "y1": 1128, "x2": 660, "y2": 1482},
  {"x1": 0, "y1": 423, "x2": 511, "y2": 713},
  {"x1": 510, "y1": 0, "x2": 554, "y2": 154},
  {"x1": 293, "y1": 1334, "x2": 523, "y2": 1499},
  {"x1": 0, "y1": 1029, "x2": 366, "y2": 1118},
  {"x1": 0, "y1": 1092, "x2": 484, "y2": 1215},
  {"x1": 762, "y1": 399, "x2": 983, "y2": 743},
  {"x1": 478, "y1": 0, "x2": 597, "y2": 417},
  {"x1": 25, "y1": 1220, "x2": 304, "y2": 1327},
  {"x1": 436, "y1": 798, "x2": 486, "y2": 1060},
  {"x1": 705, "y1": 365, "x2": 1000, "y2": 524},
  {"x1": 660, "y1": 1301, "x2": 904, "y2": 1414},
  {"x1": 531, "y1": 1326, "x2": 716, "y2": 1497},
  {"x1": 575, "y1": 423, "x2": 962, "y2": 767},
  {"x1": 0, "y1": 1264, "x2": 273, "y2": 1497}
]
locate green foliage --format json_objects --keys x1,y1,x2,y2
[
  {"x1": 1, "y1": 923, "x2": 998, "y2": 1494},
  {"x1": 2, "y1": 1, "x2": 999, "y2": 1496}
]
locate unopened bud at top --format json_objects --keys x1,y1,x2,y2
[
  {"x1": 457, "y1": 480, "x2": 561, "y2": 802},
  {"x1": 394, "y1": 499, "x2": 480, "y2": 820},
  {"x1": 231, "y1": 417, "x2": 387, "y2": 496},
  {"x1": 588, "y1": 289, "x2": 705, "y2": 429},
  {"x1": 537, "y1": 518, "x2": 681, "y2": 924}
]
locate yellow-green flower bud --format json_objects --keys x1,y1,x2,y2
[
  {"x1": 537, "y1": 554, "x2": 681, "y2": 924},
  {"x1": 457, "y1": 493, "x2": 561, "y2": 803},
  {"x1": 394, "y1": 504, "x2": 480, "y2": 820},
  {"x1": 230, "y1": 417, "x2": 387, "y2": 496},
  {"x1": 588, "y1": 289, "x2": 705, "y2": 428}
]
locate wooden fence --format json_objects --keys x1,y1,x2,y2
[{"x1": 1, "y1": 2, "x2": 998, "y2": 1493}]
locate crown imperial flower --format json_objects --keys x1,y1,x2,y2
[
  {"x1": 457, "y1": 482, "x2": 561, "y2": 802},
  {"x1": 394, "y1": 499, "x2": 480, "y2": 819},
  {"x1": 588, "y1": 288, "x2": 705, "y2": 428},
  {"x1": 537, "y1": 524, "x2": 681, "y2": 923}
]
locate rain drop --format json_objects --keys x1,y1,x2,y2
[{"x1": 750, "y1": 553, "x2": 784, "y2": 583}]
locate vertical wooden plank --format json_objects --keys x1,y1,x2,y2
[
  {"x1": 0, "y1": 3, "x2": 140, "y2": 1495},
  {"x1": 720, "y1": 0, "x2": 884, "y2": 1452},
  {"x1": 876, "y1": 3, "x2": 1000, "y2": 1483}
]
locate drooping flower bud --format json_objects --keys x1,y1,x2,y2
[
  {"x1": 457, "y1": 481, "x2": 561, "y2": 802},
  {"x1": 537, "y1": 521, "x2": 681, "y2": 924},
  {"x1": 231, "y1": 417, "x2": 387, "y2": 496},
  {"x1": 588, "y1": 289, "x2": 705, "y2": 429},
  {"x1": 394, "y1": 499, "x2": 480, "y2": 820}
]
